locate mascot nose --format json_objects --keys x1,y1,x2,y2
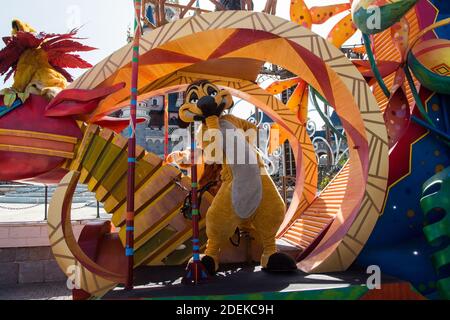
[{"x1": 197, "y1": 96, "x2": 217, "y2": 109}]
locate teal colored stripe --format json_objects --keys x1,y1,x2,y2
[
  {"x1": 128, "y1": 158, "x2": 136, "y2": 163},
  {"x1": 0, "y1": 100, "x2": 23, "y2": 118},
  {"x1": 126, "y1": 248, "x2": 134, "y2": 257},
  {"x1": 126, "y1": 226, "x2": 135, "y2": 231}
]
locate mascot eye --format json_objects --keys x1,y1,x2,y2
[
  {"x1": 189, "y1": 93, "x2": 199, "y2": 104},
  {"x1": 207, "y1": 87, "x2": 218, "y2": 97}
]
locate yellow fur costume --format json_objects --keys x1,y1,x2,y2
[
  {"x1": 10, "y1": 20, "x2": 67, "y2": 99},
  {"x1": 13, "y1": 48, "x2": 68, "y2": 98},
  {"x1": 177, "y1": 80, "x2": 296, "y2": 273},
  {"x1": 1, "y1": 20, "x2": 94, "y2": 105},
  {"x1": 11, "y1": 20, "x2": 36, "y2": 35}
]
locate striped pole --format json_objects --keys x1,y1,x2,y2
[
  {"x1": 125, "y1": 0, "x2": 142, "y2": 291},
  {"x1": 164, "y1": 94, "x2": 169, "y2": 160},
  {"x1": 183, "y1": 119, "x2": 208, "y2": 285}
]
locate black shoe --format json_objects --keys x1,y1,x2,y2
[
  {"x1": 201, "y1": 255, "x2": 217, "y2": 276},
  {"x1": 263, "y1": 253, "x2": 298, "y2": 272}
]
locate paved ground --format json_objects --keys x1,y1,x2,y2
[
  {"x1": 0, "y1": 204, "x2": 109, "y2": 223},
  {"x1": 0, "y1": 184, "x2": 108, "y2": 223},
  {"x1": 0, "y1": 185, "x2": 105, "y2": 300},
  {"x1": 106, "y1": 265, "x2": 379, "y2": 300},
  {"x1": 0, "y1": 282, "x2": 72, "y2": 300}
]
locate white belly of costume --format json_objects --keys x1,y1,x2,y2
[{"x1": 219, "y1": 119, "x2": 263, "y2": 219}]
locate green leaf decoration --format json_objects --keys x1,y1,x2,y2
[
  {"x1": 3, "y1": 92, "x2": 17, "y2": 107},
  {"x1": 17, "y1": 92, "x2": 30, "y2": 103}
]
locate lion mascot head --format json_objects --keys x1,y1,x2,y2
[{"x1": 179, "y1": 80, "x2": 234, "y2": 124}]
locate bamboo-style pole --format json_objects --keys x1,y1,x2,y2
[
  {"x1": 183, "y1": 119, "x2": 208, "y2": 285},
  {"x1": 125, "y1": 0, "x2": 142, "y2": 291}
]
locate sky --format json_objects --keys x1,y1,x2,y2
[
  {"x1": 0, "y1": 0, "x2": 358, "y2": 123},
  {"x1": 0, "y1": 0, "x2": 134, "y2": 83}
]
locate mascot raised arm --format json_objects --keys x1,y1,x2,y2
[{"x1": 176, "y1": 80, "x2": 297, "y2": 275}]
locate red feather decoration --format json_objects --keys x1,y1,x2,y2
[
  {"x1": 39, "y1": 29, "x2": 82, "y2": 49},
  {"x1": 48, "y1": 52, "x2": 92, "y2": 69},
  {"x1": 44, "y1": 40, "x2": 96, "y2": 53},
  {"x1": 51, "y1": 66, "x2": 74, "y2": 82},
  {"x1": 0, "y1": 41, "x2": 24, "y2": 77},
  {"x1": 4, "y1": 64, "x2": 16, "y2": 82},
  {"x1": 0, "y1": 28, "x2": 95, "y2": 84},
  {"x1": 15, "y1": 31, "x2": 44, "y2": 48}
]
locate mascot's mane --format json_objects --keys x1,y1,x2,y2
[{"x1": 0, "y1": 24, "x2": 95, "y2": 83}]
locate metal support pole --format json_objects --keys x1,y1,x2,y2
[
  {"x1": 325, "y1": 104, "x2": 333, "y2": 169},
  {"x1": 255, "y1": 107, "x2": 261, "y2": 149},
  {"x1": 281, "y1": 176, "x2": 287, "y2": 204},
  {"x1": 289, "y1": 145, "x2": 293, "y2": 176},
  {"x1": 97, "y1": 201, "x2": 100, "y2": 219},
  {"x1": 164, "y1": 94, "x2": 169, "y2": 160},
  {"x1": 44, "y1": 186, "x2": 48, "y2": 221}
]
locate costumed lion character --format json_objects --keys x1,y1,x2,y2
[
  {"x1": 170, "y1": 80, "x2": 297, "y2": 275},
  {"x1": 0, "y1": 20, "x2": 131, "y2": 184},
  {"x1": 0, "y1": 19, "x2": 94, "y2": 105}
]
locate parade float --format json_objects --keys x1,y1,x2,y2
[{"x1": 0, "y1": 0, "x2": 448, "y2": 300}]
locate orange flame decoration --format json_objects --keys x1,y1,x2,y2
[
  {"x1": 266, "y1": 0, "x2": 357, "y2": 152},
  {"x1": 265, "y1": 1, "x2": 358, "y2": 152},
  {"x1": 288, "y1": 1, "x2": 441, "y2": 148},
  {"x1": 266, "y1": 77, "x2": 308, "y2": 125},
  {"x1": 265, "y1": 76, "x2": 309, "y2": 154},
  {"x1": 290, "y1": 0, "x2": 355, "y2": 48},
  {"x1": 277, "y1": 0, "x2": 360, "y2": 129}
]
